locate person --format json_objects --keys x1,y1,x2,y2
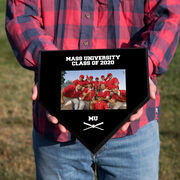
[
  {"x1": 86, "y1": 75, "x2": 94, "y2": 84},
  {"x1": 72, "y1": 75, "x2": 86, "y2": 86},
  {"x1": 93, "y1": 77, "x2": 99, "y2": 88},
  {"x1": 5, "y1": 0, "x2": 180, "y2": 179},
  {"x1": 79, "y1": 82, "x2": 96, "y2": 110},
  {"x1": 91, "y1": 93, "x2": 109, "y2": 110},
  {"x1": 99, "y1": 75, "x2": 106, "y2": 87},
  {"x1": 93, "y1": 77, "x2": 100, "y2": 93},
  {"x1": 105, "y1": 73, "x2": 119, "y2": 90},
  {"x1": 110, "y1": 85, "x2": 127, "y2": 109},
  {"x1": 61, "y1": 84, "x2": 83, "y2": 110},
  {"x1": 100, "y1": 83, "x2": 110, "y2": 102}
]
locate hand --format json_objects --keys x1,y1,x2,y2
[
  {"x1": 120, "y1": 77, "x2": 157, "y2": 132},
  {"x1": 32, "y1": 83, "x2": 67, "y2": 133}
]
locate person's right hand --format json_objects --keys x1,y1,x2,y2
[{"x1": 32, "y1": 83, "x2": 67, "y2": 133}]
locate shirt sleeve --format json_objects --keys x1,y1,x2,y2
[
  {"x1": 134, "y1": 0, "x2": 180, "y2": 77},
  {"x1": 63, "y1": 85, "x2": 74, "y2": 96},
  {"x1": 73, "y1": 80, "x2": 78, "y2": 86},
  {"x1": 5, "y1": 0, "x2": 58, "y2": 71},
  {"x1": 62, "y1": 87, "x2": 69, "y2": 96}
]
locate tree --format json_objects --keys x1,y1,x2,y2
[{"x1": 61, "y1": 71, "x2": 66, "y2": 85}]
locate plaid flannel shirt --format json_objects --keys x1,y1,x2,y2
[{"x1": 5, "y1": 0, "x2": 180, "y2": 141}]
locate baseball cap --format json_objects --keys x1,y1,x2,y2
[{"x1": 80, "y1": 75, "x2": 84, "y2": 78}]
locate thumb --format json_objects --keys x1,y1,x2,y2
[
  {"x1": 121, "y1": 122, "x2": 131, "y2": 132},
  {"x1": 32, "y1": 84, "x2": 38, "y2": 100},
  {"x1": 58, "y1": 124, "x2": 67, "y2": 133}
]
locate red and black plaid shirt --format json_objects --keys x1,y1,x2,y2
[{"x1": 6, "y1": 0, "x2": 180, "y2": 141}]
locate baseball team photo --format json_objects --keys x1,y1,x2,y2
[{"x1": 60, "y1": 69, "x2": 127, "y2": 110}]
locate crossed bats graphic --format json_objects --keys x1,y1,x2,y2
[{"x1": 83, "y1": 122, "x2": 104, "y2": 131}]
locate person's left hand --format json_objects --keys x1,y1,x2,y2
[{"x1": 120, "y1": 77, "x2": 157, "y2": 132}]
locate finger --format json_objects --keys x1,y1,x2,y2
[
  {"x1": 32, "y1": 84, "x2": 38, "y2": 100},
  {"x1": 121, "y1": 122, "x2": 131, "y2": 132},
  {"x1": 58, "y1": 124, "x2": 67, "y2": 133},
  {"x1": 149, "y1": 78, "x2": 156, "y2": 100},
  {"x1": 129, "y1": 107, "x2": 143, "y2": 121},
  {"x1": 46, "y1": 113, "x2": 67, "y2": 133},
  {"x1": 46, "y1": 112, "x2": 58, "y2": 124}
]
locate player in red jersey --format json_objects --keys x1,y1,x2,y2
[
  {"x1": 110, "y1": 85, "x2": 127, "y2": 109},
  {"x1": 79, "y1": 82, "x2": 95, "y2": 110},
  {"x1": 100, "y1": 83, "x2": 110, "y2": 102},
  {"x1": 61, "y1": 84, "x2": 83, "y2": 110},
  {"x1": 85, "y1": 75, "x2": 95, "y2": 90},
  {"x1": 86, "y1": 75, "x2": 94, "y2": 83},
  {"x1": 100, "y1": 75, "x2": 106, "y2": 86},
  {"x1": 94, "y1": 77, "x2": 100, "y2": 93},
  {"x1": 105, "y1": 73, "x2": 119, "y2": 90},
  {"x1": 91, "y1": 92, "x2": 109, "y2": 110},
  {"x1": 73, "y1": 75, "x2": 86, "y2": 86}
]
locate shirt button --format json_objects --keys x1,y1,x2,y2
[
  {"x1": 85, "y1": 12, "x2": 90, "y2": 19},
  {"x1": 84, "y1": 41, "x2": 88, "y2": 46}
]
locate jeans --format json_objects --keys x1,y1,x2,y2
[{"x1": 32, "y1": 120, "x2": 160, "y2": 180}]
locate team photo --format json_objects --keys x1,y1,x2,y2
[{"x1": 61, "y1": 69, "x2": 127, "y2": 110}]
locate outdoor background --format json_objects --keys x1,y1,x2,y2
[{"x1": 0, "y1": 1, "x2": 180, "y2": 179}]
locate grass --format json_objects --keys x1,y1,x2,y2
[
  {"x1": 0, "y1": 4, "x2": 35, "y2": 179},
  {"x1": 158, "y1": 45, "x2": 180, "y2": 180},
  {"x1": 0, "y1": 1, "x2": 180, "y2": 179}
]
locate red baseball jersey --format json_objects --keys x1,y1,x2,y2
[
  {"x1": 106, "y1": 77, "x2": 119, "y2": 89},
  {"x1": 89, "y1": 80, "x2": 95, "y2": 84},
  {"x1": 100, "y1": 81, "x2": 107, "y2": 87},
  {"x1": 94, "y1": 81, "x2": 100, "y2": 89},
  {"x1": 93, "y1": 100, "x2": 109, "y2": 110},
  {"x1": 73, "y1": 79, "x2": 85, "y2": 86},
  {"x1": 80, "y1": 88, "x2": 95, "y2": 101},
  {"x1": 112, "y1": 90, "x2": 126, "y2": 102},
  {"x1": 83, "y1": 81, "x2": 89, "y2": 86},
  {"x1": 63, "y1": 85, "x2": 82, "y2": 98},
  {"x1": 101, "y1": 90, "x2": 110, "y2": 99}
]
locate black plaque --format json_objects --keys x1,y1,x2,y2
[{"x1": 38, "y1": 48, "x2": 150, "y2": 153}]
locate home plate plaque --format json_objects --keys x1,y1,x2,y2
[{"x1": 38, "y1": 48, "x2": 150, "y2": 154}]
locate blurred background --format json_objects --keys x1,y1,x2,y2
[{"x1": 0, "y1": 0, "x2": 180, "y2": 179}]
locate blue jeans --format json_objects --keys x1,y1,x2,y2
[{"x1": 32, "y1": 120, "x2": 160, "y2": 180}]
